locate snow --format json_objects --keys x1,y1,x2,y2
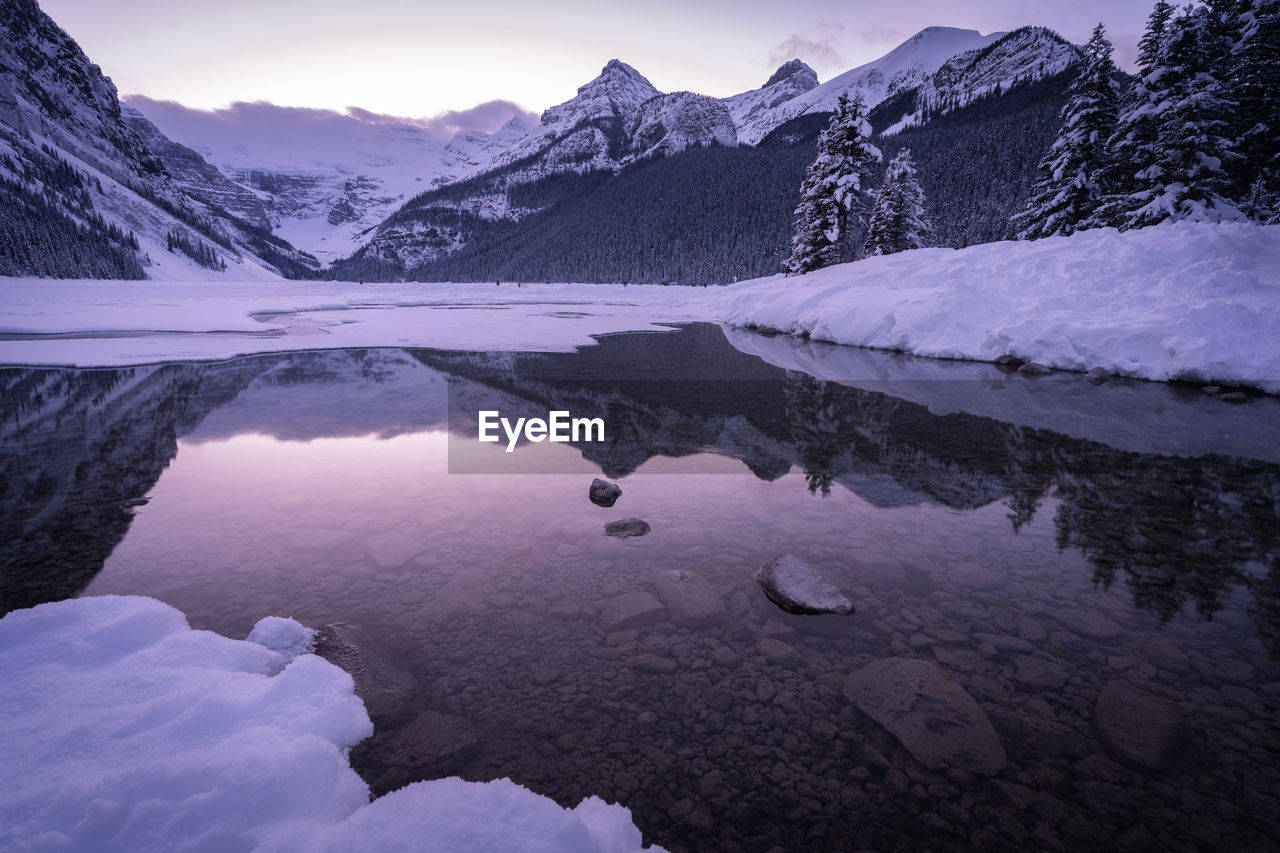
[
  {"x1": 0, "y1": 280, "x2": 717, "y2": 367},
  {"x1": 247, "y1": 616, "x2": 316, "y2": 663},
  {"x1": 0, "y1": 595, "x2": 664, "y2": 852},
  {"x1": 716, "y1": 222, "x2": 1280, "y2": 394}
]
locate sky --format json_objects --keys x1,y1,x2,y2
[{"x1": 42, "y1": 0, "x2": 1161, "y2": 135}]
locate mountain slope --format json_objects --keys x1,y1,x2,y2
[{"x1": 0, "y1": 0, "x2": 314, "y2": 280}]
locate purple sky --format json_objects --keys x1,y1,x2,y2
[{"x1": 42, "y1": 0, "x2": 1161, "y2": 132}]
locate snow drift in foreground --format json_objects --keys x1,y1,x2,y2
[
  {"x1": 0, "y1": 596, "x2": 663, "y2": 853},
  {"x1": 716, "y1": 222, "x2": 1280, "y2": 393}
]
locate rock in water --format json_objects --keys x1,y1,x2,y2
[
  {"x1": 604, "y1": 518, "x2": 651, "y2": 538},
  {"x1": 1018, "y1": 361, "x2": 1053, "y2": 377},
  {"x1": 754, "y1": 554, "x2": 854, "y2": 615},
  {"x1": 844, "y1": 657, "x2": 1006, "y2": 776},
  {"x1": 1094, "y1": 681, "x2": 1187, "y2": 770},
  {"x1": 589, "y1": 478, "x2": 622, "y2": 507},
  {"x1": 313, "y1": 623, "x2": 417, "y2": 726},
  {"x1": 652, "y1": 569, "x2": 726, "y2": 627},
  {"x1": 1084, "y1": 367, "x2": 1109, "y2": 384},
  {"x1": 599, "y1": 592, "x2": 666, "y2": 632}
]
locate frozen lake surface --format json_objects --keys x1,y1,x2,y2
[{"x1": 3, "y1": 324, "x2": 1279, "y2": 852}]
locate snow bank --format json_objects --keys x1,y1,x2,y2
[
  {"x1": 716, "y1": 222, "x2": 1280, "y2": 393},
  {"x1": 0, "y1": 596, "x2": 664, "y2": 853}
]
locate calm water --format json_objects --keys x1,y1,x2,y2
[{"x1": 3, "y1": 324, "x2": 1279, "y2": 852}]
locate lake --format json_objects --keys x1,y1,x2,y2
[{"x1": 2, "y1": 323, "x2": 1278, "y2": 852}]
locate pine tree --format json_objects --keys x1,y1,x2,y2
[
  {"x1": 1015, "y1": 24, "x2": 1120, "y2": 238},
  {"x1": 1108, "y1": 2, "x2": 1243, "y2": 227},
  {"x1": 1231, "y1": 0, "x2": 1280, "y2": 217},
  {"x1": 865, "y1": 148, "x2": 932, "y2": 255},
  {"x1": 1095, "y1": 1, "x2": 1175, "y2": 226},
  {"x1": 784, "y1": 93, "x2": 881, "y2": 274}
]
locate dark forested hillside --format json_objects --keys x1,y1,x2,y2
[
  {"x1": 331, "y1": 69, "x2": 1076, "y2": 284},
  {"x1": 874, "y1": 69, "x2": 1076, "y2": 248}
]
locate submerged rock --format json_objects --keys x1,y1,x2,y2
[
  {"x1": 314, "y1": 622, "x2": 417, "y2": 726},
  {"x1": 604, "y1": 518, "x2": 651, "y2": 538},
  {"x1": 652, "y1": 568, "x2": 726, "y2": 627},
  {"x1": 844, "y1": 657, "x2": 1006, "y2": 776},
  {"x1": 754, "y1": 554, "x2": 854, "y2": 615},
  {"x1": 599, "y1": 591, "x2": 666, "y2": 632},
  {"x1": 1217, "y1": 391, "x2": 1248, "y2": 404},
  {"x1": 1094, "y1": 680, "x2": 1187, "y2": 770},
  {"x1": 589, "y1": 478, "x2": 622, "y2": 507},
  {"x1": 1085, "y1": 367, "x2": 1109, "y2": 384},
  {"x1": 357, "y1": 709, "x2": 479, "y2": 792}
]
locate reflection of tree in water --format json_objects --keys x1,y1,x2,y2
[
  {"x1": 1052, "y1": 454, "x2": 1280, "y2": 634},
  {"x1": 783, "y1": 372, "x2": 903, "y2": 497},
  {"x1": 777, "y1": 372, "x2": 1279, "y2": 657}
]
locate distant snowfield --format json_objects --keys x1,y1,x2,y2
[
  {"x1": 0, "y1": 595, "x2": 663, "y2": 852},
  {"x1": 718, "y1": 222, "x2": 1280, "y2": 394},
  {"x1": 1, "y1": 222, "x2": 1276, "y2": 394},
  {"x1": 0, "y1": 281, "x2": 717, "y2": 366}
]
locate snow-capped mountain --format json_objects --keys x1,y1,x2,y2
[
  {"x1": 884, "y1": 27, "x2": 1085, "y2": 134},
  {"x1": 725, "y1": 27, "x2": 1007, "y2": 146},
  {"x1": 486, "y1": 60, "x2": 663, "y2": 174},
  {"x1": 124, "y1": 97, "x2": 535, "y2": 264},
  {"x1": 0, "y1": 0, "x2": 313, "y2": 280}
]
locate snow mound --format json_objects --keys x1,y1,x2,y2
[
  {"x1": 247, "y1": 615, "x2": 316, "y2": 662},
  {"x1": 0, "y1": 596, "x2": 665, "y2": 853},
  {"x1": 716, "y1": 222, "x2": 1280, "y2": 394}
]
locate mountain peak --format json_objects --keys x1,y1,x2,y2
[{"x1": 764, "y1": 59, "x2": 817, "y2": 89}]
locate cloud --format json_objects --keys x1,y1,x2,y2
[{"x1": 767, "y1": 34, "x2": 845, "y2": 71}]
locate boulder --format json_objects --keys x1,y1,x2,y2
[
  {"x1": 754, "y1": 554, "x2": 854, "y2": 615},
  {"x1": 1094, "y1": 680, "x2": 1187, "y2": 770},
  {"x1": 652, "y1": 568, "x2": 726, "y2": 627},
  {"x1": 604, "y1": 518, "x2": 651, "y2": 538},
  {"x1": 844, "y1": 657, "x2": 1006, "y2": 776},
  {"x1": 589, "y1": 478, "x2": 622, "y2": 507}
]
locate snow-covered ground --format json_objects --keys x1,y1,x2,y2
[
  {"x1": 0, "y1": 595, "x2": 663, "y2": 852},
  {"x1": 2, "y1": 222, "x2": 1276, "y2": 394},
  {"x1": 0, "y1": 281, "x2": 717, "y2": 366},
  {"x1": 717, "y1": 222, "x2": 1280, "y2": 393}
]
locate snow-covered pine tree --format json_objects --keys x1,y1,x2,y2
[
  {"x1": 1093, "y1": 1, "x2": 1174, "y2": 227},
  {"x1": 784, "y1": 93, "x2": 881, "y2": 274},
  {"x1": 1231, "y1": 0, "x2": 1280, "y2": 220},
  {"x1": 865, "y1": 148, "x2": 931, "y2": 255},
  {"x1": 1014, "y1": 23, "x2": 1119, "y2": 239},
  {"x1": 1110, "y1": 2, "x2": 1243, "y2": 227}
]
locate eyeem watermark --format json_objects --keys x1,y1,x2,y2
[{"x1": 478, "y1": 410, "x2": 605, "y2": 452}]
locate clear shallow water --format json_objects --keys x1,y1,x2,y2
[{"x1": 2, "y1": 324, "x2": 1279, "y2": 852}]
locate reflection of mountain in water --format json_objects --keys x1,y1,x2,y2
[
  {"x1": 2, "y1": 325, "x2": 1278, "y2": 655},
  {"x1": 418, "y1": 325, "x2": 1280, "y2": 657},
  {"x1": 0, "y1": 349, "x2": 445, "y2": 614}
]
